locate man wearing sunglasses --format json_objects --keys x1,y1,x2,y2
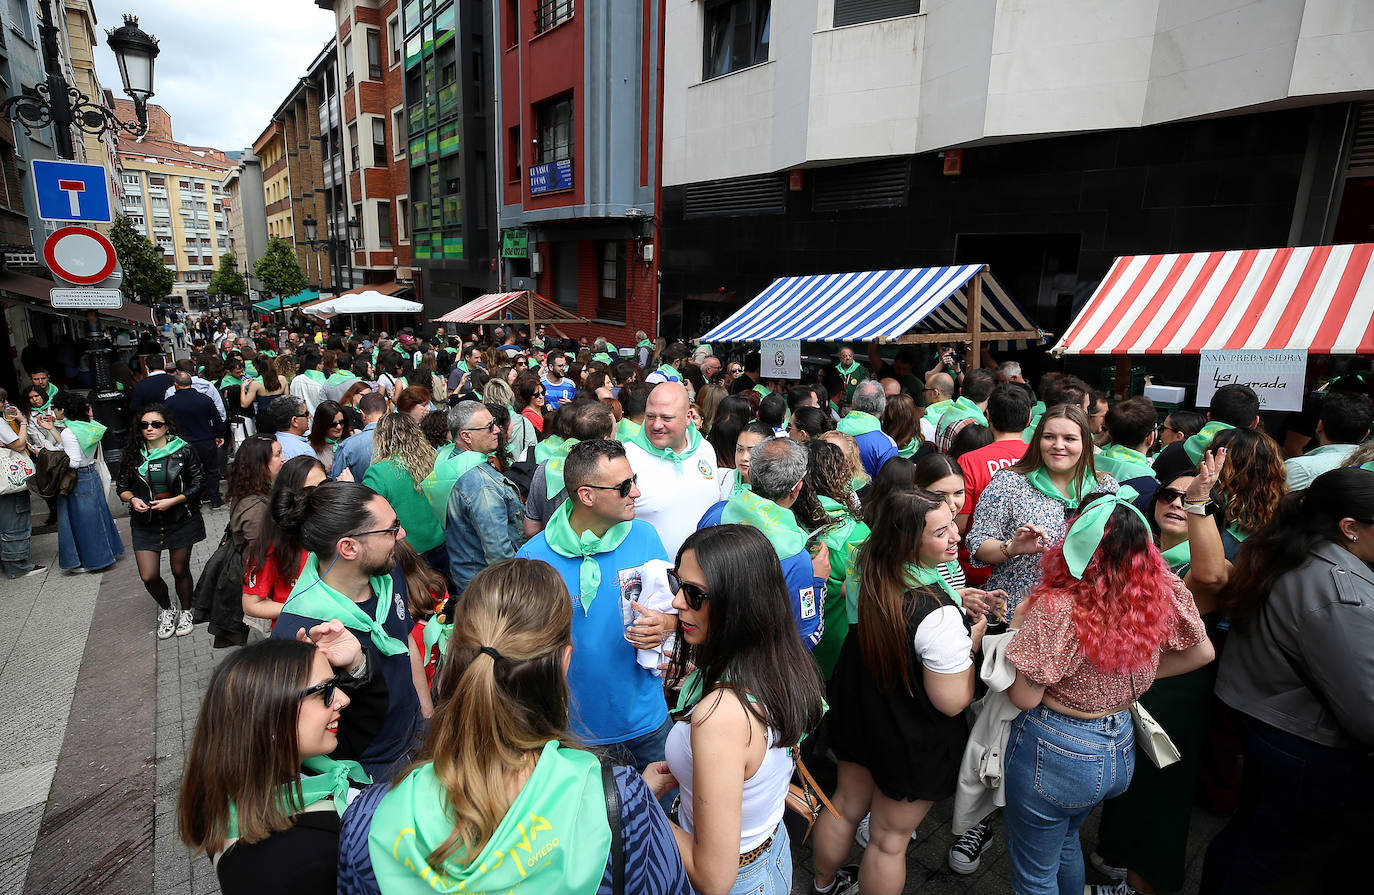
[
  {"x1": 517, "y1": 439, "x2": 675, "y2": 770},
  {"x1": 443, "y1": 401, "x2": 527, "y2": 594},
  {"x1": 271, "y1": 395, "x2": 316, "y2": 461}
]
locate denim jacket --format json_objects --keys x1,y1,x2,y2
[{"x1": 445, "y1": 462, "x2": 526, "y2": 593}]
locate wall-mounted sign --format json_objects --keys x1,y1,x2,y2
[
  {"x1": 529, "y1": 159, "x2": 573, "y2": 195},
  {"x1": 501, "y1": 229, "x2": 530, "y2": 259},
  {"x1": 1196, "y1": 349, "x2": 1307, "y2": 412},
  {"x1": 761, "y1": 339, "x2": 801, "y2": 380}
]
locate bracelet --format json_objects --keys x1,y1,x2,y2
[
  {"x1": 1182, "y1": 498, "x2": 1208, "y2": 506},
  {"x1": 999, "y1": 539, "x2": 1013, "y2": 559}
]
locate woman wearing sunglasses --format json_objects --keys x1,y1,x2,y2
[
  {"x1": 338, "y1": 558, "x2": 692, "y2": 895},
  {"x1": 642, "y1": 524, "x2": 826, "y2": 895},
  {"x1": 1090, "y1": 451, "x2": 1230, "y2": 895},
  {"x1": 117, "y1": 402, "x2": 206, "y2": 637},
  {"x1": 179, "y1": 632, "x2": 370, "y2": 895},
  {"x1": 308, "y1": 400, "x2": 351, "y2": 471}
]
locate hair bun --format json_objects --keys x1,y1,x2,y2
[{"x1": 270, "y1": 486, "x2": 310, "y2": 532}]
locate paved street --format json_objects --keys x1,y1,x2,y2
[{"x1": 0, "y1": 493, "x2": 1227, "y2": 895}]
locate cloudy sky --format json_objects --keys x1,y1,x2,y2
[{"x1": 93, "y1": 1, "x2": 338, "y2": 152}]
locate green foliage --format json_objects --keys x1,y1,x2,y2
[
  {"x1": 208, "y1": 253, "x2": 247, "y2": 298},
  {"x1": 253, "y1": 237, "x2": 308, "y2": 307},
  {"x1": 108, "y1": 215, "x2": 174, "y2": 304}
]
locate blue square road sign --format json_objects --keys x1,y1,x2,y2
[{"x1": 31, "y1": 159, "x2": 112, "y2": 223}]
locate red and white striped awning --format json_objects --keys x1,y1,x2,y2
[
  {"x1": 434, "y1": 290, "x2": 585, "y2": 324},
  {"x1": 1055, "y1": 243, "x2": 1374, "y2": 355}
]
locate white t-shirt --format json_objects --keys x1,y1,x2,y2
[
  {"x1": 0, "y1": 419, "x2": 18, "y2": 446},
  {"x1": 625, "y1": 436, "x2": 720, "y2": 558},
  {"x1": 914, "y1": 605, "x2": 974, "y2": 674}
]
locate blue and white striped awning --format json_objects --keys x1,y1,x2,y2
[{"x1": 699, "y1": 265, "x2": 1045, "y2": 346}]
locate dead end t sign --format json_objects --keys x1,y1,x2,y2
[
  {"x1": 44, "y1": 226, "x2": 118, "y2": 286},
  {"x1": 31, "y1": 159, "x2": 112, "y2": 223}
]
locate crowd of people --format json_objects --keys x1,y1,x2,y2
[{"x1": 5, "y1": 316, "x2": 1373, "y2": 895}]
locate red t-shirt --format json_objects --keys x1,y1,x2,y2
[
  {"x1": 244, "y1": 550, "x2": 309, "y2": 621},
  {"x1": 957, "y1": 439, "x2": 1028, "y2": 585}
]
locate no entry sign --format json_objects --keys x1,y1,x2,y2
[{"x1": 43, "y1": 226, "x2": 118, "y2": 286}]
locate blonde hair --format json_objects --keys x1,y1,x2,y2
[
  {"x1": 820, "y1": 430, "x2": 869, "y2": 485},
  {"x1": 413, "y1": 559, "x2": 574, "y2": 870},
  {"x1": 483, "y1": 377, "x2": 515, "y2": 408},
  {"x1": 372, "y1": 412, "x2": 437, "y2": 487}
]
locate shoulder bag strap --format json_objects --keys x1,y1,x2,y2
[{"x1": 601, "y1": 760, "x2": 624, "y2": 895}]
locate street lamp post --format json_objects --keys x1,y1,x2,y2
[
  {"x1": 303, "y1": 213, "x2": 363, "y2": 296},
  {"x1": 1, "y1": 7, "x2": 161, "y2": 473}
]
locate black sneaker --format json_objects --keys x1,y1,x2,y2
[
  {"x1": 948, "y1": 819, "x2": 995, "y2": 874},
  {"x1": 815, "y1": 863, "x2": 860, "y2": 895}
]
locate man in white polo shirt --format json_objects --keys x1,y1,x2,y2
[{"x1": 623, "y1": 382, "x2": 719, "y2": 558}]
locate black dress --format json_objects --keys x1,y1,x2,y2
[
  {"x1": 827, "y1": 587, "x2": 969, "y2": 801},
  {"x1": 215, "y1": 810, "x2": 340, "y2": 895}
]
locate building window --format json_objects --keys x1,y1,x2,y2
[
  {"x1": 505, "y1": 0, "x2": 519, "y2": 47},
  {"x1": 833, "y1": 0, "x2": 919, "y2": 28},
  {"x1": 598, "y1": 240, "x2": 625, "y2": 321},
  {"x1": 377, "y1": 201, "x2": 392, "y2": 247},
  {"x1": 372, "y1": 117, "x2": 386, "y2": 166},
  {"x1": 507, "y1": 125, "x2": 521, "y2": 182},
  {"x1": 367, "y1": 30, "x2": 382, "y2": 80},
  {"x1": 534, "y1": 0, "x2": 573, "y2": 34},
  {"x1": 342, "y1": 36, "x2": 355, "y2": 88},
  {"x1": 393, "y1": 108, "x2": 406, "y2": 158},
  {"x1": 535, "y1": 95, "x2": 572, "y2": 163},
  {"x1": 703, "y1": 0, "x2": 770, "y2": 80},
  {"x1": 349, "y1": 122, "x2": 360, "y2": 169},
  {"x1": 389, "y1": 15, "x2": 401, "y2": 64},
  {"x1": 353, "y1": 203, "x2": 364, "y2": 244},
  {"x1": 397, "y1": 196, "x2": 409, "y2": 243}
]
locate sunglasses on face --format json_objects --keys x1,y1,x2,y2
[
  {"x1": 461, "y1": 421, "x2": 501, "y2": 432},
  {"x1": 1156, "y1": 488, "x2": 1188, "y2": 506},
  {"x1": 299, "y1": 676, "x2": 342, "y2": 708},
  {"x1": 331, "y1": 418, "x2": 345, "y2": 427},
  {"x1": 140, "y1": 420, "x2": 167, "y2": 430},
  {"x1": 582, "y1": 474, "x2": 638, "y2": 499},
  {"x1": 667, "y1": 567, "x2": 710, "y2": 611}
]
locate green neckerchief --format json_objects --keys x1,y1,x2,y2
[
  {"x1": 434, "y1": 443, "x2": 456, "y2": 464},
  {"x1": 636, "y1": 338, "x2": 652, "y2": 349},
  {"x1": 1184, "y1": 420, "x2": 1235, "y2": 465},
  {"x1": 225, "y1": 755, "x2": 372, "y2": 840},
  {"x1": 836, "y1": 361, "x2": 863, "y2": 378},
  {"x1": 421, "y1": 449, "x2": 491, "y2": 522},
  {"x1": 219, "y1": 375, "x2": 243, "y2": 388},
  {"x1": 368, "y1": 741, "x2": 610, "y2": 895},
  {"x1": 897, "y1": 438, "x2": 921, "y2": 459},
  {"x1": 592, "y1": 352, "x2": 612, "y2": 365},
  {"x1": 1097, "y1": 444, "x2": 1155, "y2": 483},
  {"x1": 281, "y1": 553, "x2": 409, "y2": 656},
  {"x1": 1363, "y1": 461, "x2": 1374, "y2": 471},
  {"x1": 817, "y1": 496, "x2": 865, "y2": 576},
  {"x1": 542, "y1": 500, "x2": 631, "y2": 611},
  {"x1": 442, "y1": 346, "x2": 458, "y2": 355},
  {"x1": 722, "y1": 468, "x2": 751, "y2": 498},
  {"x1": 615, "y1": 417, "x2": 641, "y2": 442},
  {"x1": 527, "y1": 357, "x2": 540, "y2": 368},
  {"x1": 65, "y1": 418, "x2": 107, "y2": 455},
  {"x1": 1160, "y1": 538, "x2": 1191, "y2": 573},
  {"x1": 628, "y1": 425, "x2": 702, "y2": 467},
  {"x1": 258, "y1": 349, "x2": 277, "y2": 359},
  {"x1": 245, "y1": 362, "x2": 259, "y2": 379},
  {"x1": 1024, "y1": 465, "x2": 1098, "y2": 508},
  {"x1": 534, "y1": 434, "x2": 566, "y2": 465},
  {"x1": 722, "y1": 490, "x2": 807, "y2": 558},
  {"x1": 752, "y1": 383, "x2": 770, "y2": 398},
  {"x1": 326, "y1": 437, "x2": 340, "y2": 447},
  {"x1": 421, "y1": 614, "x2": 451, "y2": 658},
  {"x1": 327, "y1": 370, "x2": 354, "y2": 386},
  {"x1": 906, "y1": 561, "x2": 963, "y2": 607},
  {"x1": 1062, "y1": 486, "x2": 1148, "y2": 578},
  {"x1": 302, "y1": 369, "x2": 327, "y2": 384},
  {"x1": 655, "y1": 363, "x2": 680, "y2": 381},
  {"x1": 946, "y1": 395, "x2": 987, "y2": 427},
  {"x1": 923, "y1": 398, "x2": 955, "y2": 425},
  {"x1": 542, "y1": 438, "x2": 580, "y2": 494},
  {"x1": 837, "y1": 410, "x2": 882, "y2": 437},
  {"x1": 1225, "y1": 524, "x2": 1250, "y2": 544},
  {"x1": 136, "y1": 435, "x2": 184, "y2": 475}
]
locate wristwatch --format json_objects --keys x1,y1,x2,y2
[{"x1": 1183, "y1": 501, "x2": 1215, "y2": 516}]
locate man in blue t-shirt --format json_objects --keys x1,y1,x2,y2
[
  {"x1": 272, "y1": 483, "x2": 430, "y2": 779},
  {"x1": 516, "y1": 439, "x2": 675, "y2": 770},
  {"x1": 541, "y1": 352, "x2": 577, "y2": 410}
]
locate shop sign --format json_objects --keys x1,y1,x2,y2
[
  {"x1": 529, "y1": 159, "x2": 573, "y2": 195},
  {"x1": 1196, "y1": 349, "x2": 1306, "y2": 412},
  {"x1": 501, "y1": 229, "x2": 530, "y2": 259}
]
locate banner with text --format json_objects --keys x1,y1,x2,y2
[
  {"x1": 761, "y1": 339, "x2": 801, "y2": 380},
  {"x1": 1196, "y1": 349, "x2": 1307, "y2": 412}
]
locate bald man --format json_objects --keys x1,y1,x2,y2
[{"x1": 623, "y1": 383, "x2": 720, "y2": 557}]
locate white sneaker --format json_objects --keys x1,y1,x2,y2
[
  {"x1": 157, "y1": 609, "x2": 176, "y2": 640},
  {"x1": 854, "y1": 813, "x2": 920, "y2": 849},
  {"x1": 175, "y1": 610, "x2": 194, "y2": 637}
]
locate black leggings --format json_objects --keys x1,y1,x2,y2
[{"x1": 135, "y1": 547, "x2": 194, "y2": 611}]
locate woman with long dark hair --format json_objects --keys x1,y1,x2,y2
[
  {"x1": 513, "y1": 372, "x2": 546, "y2": 434},
  {"x1": 338, "y1": 381, "x2": 371, "y2": 431},
  {"x1": 812, "y1": 491, "x2": 987, "y2": 895},
  {"x1": 706, "y1": 395, "x2": 754, "y2": 469},
  {"x1": 242, "y1": 456, "x2": 329, "y2": 625},
  {"x1": 179, "y1": 634, "x2": 368, "y2": 894},
  {"x1": 644, "y1": 525, "x2": 826, "y2": 895},
  {"x1": 881, "y1": 393, "x2": 928, "y2": 460},
  {"x1": 224, "y1": 434, "x2": 284, "y2": 633},
  {"x1": 116, "y1": 401, "x2": 206, "y2": 636},
  {"x1": 308, "y1": 400, "x2": 350, "y2": 470},
  {"x1": 1001, "y1": 491, "x2": 1213, "y2": 895},
  {"x1": 241, "y1": 355, "x2": 287, "y2": 431},
  {"x1": 788, "y1": 405, "x2": 834, "y2": 441},
  {"x1": 1206, "y1": 426, "x2": 1287, "y2": 557},
  {"x1": 1201, "y1": 467, "x2": 1374, "y2": 894},
  {"x1": 337, "y1": 558, "x2": 692, "y2": 894}
]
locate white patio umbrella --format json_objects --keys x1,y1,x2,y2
[{"x1": 306, "y1": 291, "x2": 423, "y2": 316}]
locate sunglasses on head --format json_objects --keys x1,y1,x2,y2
[
  {"x1": 299, "y1": 676, "x2": 342, "y2": 707},
  {"x1": 667, "y1": 567, "x2": 710, "y2": 610},
  {"x1": 582, "y1": 474, "x2": 637, "y2": 499},
  {"x1": 140, "y1": 419, "x2": 166, "y2": 430}
]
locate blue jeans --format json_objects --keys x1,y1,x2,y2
[
  {"x1": 1004, "y1": 706, "x2": 1134, "y2": 895},
  {"x1": 731, "y1": 822, "x2": 790, "y2": 895},
  {"x1": 602, "y1": 715, "x2": 673, "y2": 772},
  {"x1": 0, "y1": 491, "x2": 35, "y2": 576}
]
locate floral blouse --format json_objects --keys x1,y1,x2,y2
[{"x1": 965, "y1": 468, "x2": 1119, "y2": 609}]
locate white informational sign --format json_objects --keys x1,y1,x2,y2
[
  {"x1": 50, "y1": 288, "x2": 123, "y2": 309},
  {"x1": 761, "y1": 339, "x2": 801, "y2": 380},
  {"x1": 1196, "y1": 349, "x2": 1307, "y2": 412}
]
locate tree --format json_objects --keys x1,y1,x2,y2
[
  {"x1": 208, "y1": 253, "x2": 247, "y2": 299},
  {"x1": 253, "y1": 237, "x2": 308, "y2": 315},
  {"x1": 108, "y1": 215, "x2": 174, "y2": 305}
]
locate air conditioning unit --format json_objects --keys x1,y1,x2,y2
[
  {"x1": 530, "y1": 251, "x2": 543, "y2": 275},
  {"x1": 641, "y1": 244, "x2": 654, "y2": 262}
]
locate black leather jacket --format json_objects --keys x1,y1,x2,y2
[{"x1": 116, "y1": 441, "x2": 206, "y2": 528}]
